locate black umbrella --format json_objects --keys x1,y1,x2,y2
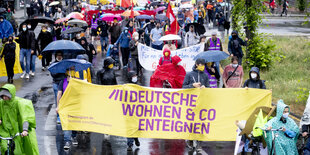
[
  {"x1": 150, "y1": 1, "x2": 165, "y2": 7},
  {"x1": 184, "y1": 23, "x2": 206, "y2": 35},
  {"x1": 61, "y1": 27, "x2": 84, "y2": 35},
  {"x1": 19, "y1": 17, "x2": 54, "y2": 31}
]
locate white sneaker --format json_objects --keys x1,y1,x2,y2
[
  {"x1": 30, "y1": 71, "x2": 35, "y2": 77},
  {"x1": 25, "y1": 74, "x2": 30, "y2": 79},
  {"x1": 20, "y1": 72, "x2": 26, "y2": 78},
  {"x1": 42, "y1": 67, "x2": 46, "y2": 71}
]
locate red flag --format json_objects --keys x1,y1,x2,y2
[
  {"x1": 121, "y1": 0, "x2": 131, "y2": 8},
  {"x1": 166, "y1": 2, "x2": 180, "y2": 34},
  {"x1": 130, "y1": 1, "x2": 134, "y2": 18}
]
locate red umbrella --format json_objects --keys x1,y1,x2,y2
[
  {"x1": 66, "y1": 12, "x2": 84, "y2": 20},
  {"x1": 101, "y1": 15, "x2": 122, "y2": 22}
]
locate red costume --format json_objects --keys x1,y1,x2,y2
[
  {"x1": 150, "y1": 55, "x2": 186, "y2": 88},
  {"x1": 159, "y1": 48, "x2": 172, "y2": 65}
]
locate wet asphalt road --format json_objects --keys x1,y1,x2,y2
[{"x1": 0, "y1": 15, "x2": 308, "y2": 155}]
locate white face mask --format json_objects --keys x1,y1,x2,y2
[
  {"x1": 282, "y1": 113, "x2": 289, "y2": 118},
  {"x1": 80, "y1": 60, "x2": 87, "y2": 63},
  {"x1": 56, "y1": 57, "x2": 63, "y2": 61},
  {"x1": 232, "y1": 64, "x2": 238, "y2": 68},
  {"x1": 23, "y1": 28, "x2": 27, "y2": 31},
  {"x1": 27, "y1": 25, "x2": 31, "y2": 29},
  {"x1": 76, "y1": 34, "x2": 80, "y2": 38},
  {"x1": 135, "y1": 36, "x2": 139, "y2": 40},
  {"x1": 132, "y1": 76, "x2": 138, "y2": 83},
  {"x1": 250, "y1": 73, "x2": 257, "y2": 79}
]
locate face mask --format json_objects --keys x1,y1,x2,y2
[
  {"x1": 27, "y1": 25, "x2": 31, "y2": 29},
  {"x1": 124, "y1": 30, "x2": 128, "y2": 33},
  {"x1": 56, "y1": 57, "x2": 63, "y2": 61},
  {"x1": 108, "y1": 64, "x2": 114, "y2": 69},
  {"x1": 164, "y1": 52, "x2": 169, "y2": 57},
  {"x1": 42, "y1": 29, "x2": 47, "y2": 32},
  {"x1": 197, "y1": 65, "x2": 205, "y2": 71},
  {"x1": 232, "y1": 64, "x2": 238, "y2": 68},
  {"x1": 23, "y1": 28, "x2": 27, "y2": 31},
  {"x1": 93, "y1": 16, "x2": 96, "y2": 18},
  {"x1": 0, "y1": 19, "x2": 3, "y2": 22},
  {"x1": 232, "y1": 35, "x2": 237, "y2": 39},
  {"x1": 132, "y1": 76, "x2": 138, "y2": 83},
  {"x1": 100, "y1": 11, "x2": 102, "y2": 13},
  {"x1": 80, "y1": 60, "x2": 87, "y2": 63},
  {"x1": 76, "y1": 34, "x2": 80, "y2": 38},
  {"x1": 114, "y1": 20, "x2": 118, "y2": 23},
  {"x1": 250, "y1": 73, "x2": 257, "y2": 79},
  {"x1": 135, "y1": 36, "x2": 139, "y2": 40},
  {"x1": 282, "y1": 113, "x2": 289, "y2": 119}
]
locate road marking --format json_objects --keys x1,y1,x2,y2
[{"x1": 44, "y1": 104, "x2": 57, "y2": 155}]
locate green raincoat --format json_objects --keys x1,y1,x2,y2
[
  {"x1": 0, "y1": 84, "x2": 39, "y2": 155},
  {"x1": 264, "y1": 100, "x2": 299, "y2": 155}
]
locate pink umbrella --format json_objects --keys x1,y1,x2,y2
[
  {"x1": 155, "y1": 6, "x2": 166, "y2": 12},
  {"x1": 101, "y1": 15, "x2": 122, "y2": 22}
]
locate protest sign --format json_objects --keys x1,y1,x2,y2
[
  {"x1": 138, "y1": 43, "x2": 204, "y2": 72},
  {"x1": 59, "y1": 79, "x2": 272, "y2": 141}
]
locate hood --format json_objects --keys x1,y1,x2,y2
[
  {"x1": 0, "y1": 84, "x2": 16, "y2": 100},
  {"x1": 103, "y1": 57, "x2": 115, "y2": 69},
  {"x1": 249, "y1": 67, "x2": 260, "y2": 80},
  {"x1": 232, "y1": 30, "x2": 239, "y2": 36},
  {"x1": 276, "y1": 100, "x2": 290, "y2": 120},
  {"x1": 172, "y1": 55, "x2": 182, "y2": 65},
  {"x1": 163, "y1": 48, "x2": 171, "y2": 58}
]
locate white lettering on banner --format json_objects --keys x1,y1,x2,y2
[{"x1": 138, "y1": 43, "x2": 204, "y2": 72}]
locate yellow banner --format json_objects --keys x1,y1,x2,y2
[{"x1": 59, "y1": 79, "x2": 272, "y2": 141}]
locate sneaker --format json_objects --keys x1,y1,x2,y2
[
  {"x1": 25, "y1": 74, "x2": 30, "y2": 79},
  {"x1": 30, "y1": 71, "x2": 35, "y2": 77},
  {"x1": 72, "y1": 137, "x2": 78, "y2": 145},
  {"x1": 42, "y1": 67, "x2": 46, "y2": 71},
  {"x1": 134, "y1": 138, "x2": 140, "y2": 147},
  {"x1": 63, "y1": 142, "x2": 71, "y2": 150},
  {"x1": 127, "y1": 146, "x2": 133, "y2": 151},
  {"x1": 20, "y1": 72, "x2": 26, "y2": 78}
]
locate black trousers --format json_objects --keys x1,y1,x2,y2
[
  {"x1": 5, "y1": 58, "x2": 15, "y2": 79},
  {"x1": 42, "y1": 53, "x2": 52, "y2": 67},
  {"x1": 121, "y1": 47, "x2": 130, "y2": 66}
]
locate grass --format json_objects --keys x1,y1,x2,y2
[{"x1": 221, "y1": 36, "x2": 310, "y2": 115}]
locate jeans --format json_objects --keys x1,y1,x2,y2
[
  {"x1": 151, "y1": 44, "x2": 163, "y2": 50},
  {"x1": 30, "y1": 55, "x2": 36, "y2": 72},
  {"x1": 100, "y1": 36, "x2": 109, "y2": 52},
  {"x1": 304, "y1": 138, "x2": 310, "y2": 155},
  {"x1": 63, "y1": 130, "x2": 77, "y2": 143},
  {"x1": 20, "y1": 48, "x2": 31, "y2": 73}
]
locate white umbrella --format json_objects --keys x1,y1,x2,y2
[
  {"x1": 159, "y1": 34, "x2": 181, "y2": 41},
  {"x1": 68, "y1": 19, "x2": 88, "y2": 27},
  {"x1": 180, "y1": 4, "x2": 193, "y2": 9},
  {"x1": 49, "y1": 1, "x2": 60, "y2": 6}
]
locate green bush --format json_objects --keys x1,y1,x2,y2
[{"x1": 297, "y1": 0, "x2": 306, "y2": 12}]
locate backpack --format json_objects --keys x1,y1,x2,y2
[{"x1": 161, "y1": 56, "x2": 172, "y2": 64}]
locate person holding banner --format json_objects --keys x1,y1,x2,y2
[
  {"x1": 182, "y1": 58, "x2": 209, "y2": 150},
  {"x1": 183, "y1": 58, "x2": 210, "y2": 89}
]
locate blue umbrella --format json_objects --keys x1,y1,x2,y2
[
  {"x1": 42, "y1": 40, "x2": 85, "y2": 54},
  {"x1": 48, "y1": 59, "x2": 92, "y2": 74},
  {"x1": 155, "y1": 14, "x2": 168, "y2": 21},
  {"x1": 136, "y1": 15, "x2": 153, "y2": 20},
  {"x1": 193, "y1": 51, "x2": 229, "y2": 62}
]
